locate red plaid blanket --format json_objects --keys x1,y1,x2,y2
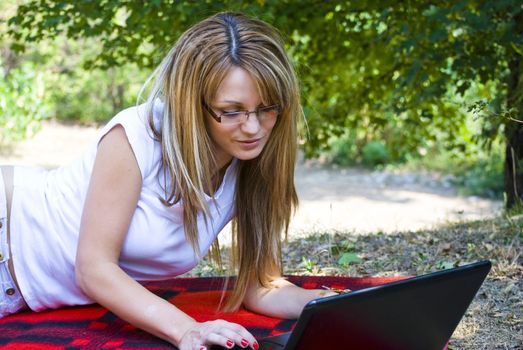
[{"x1": 0, "y1": 276, "x2": 412, "y2": 349}]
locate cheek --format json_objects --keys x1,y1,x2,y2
[
  {"x1": 209, "y1": 124, "x2": 231, "y2": 146},
  {"x1": 264, "y1": 119, "x2": 278, "y2": 136}
]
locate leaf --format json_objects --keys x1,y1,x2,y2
[
  {"x1": 338, "y1": 252, "x2": 363, "y2": 267},
  {"x1": 511, "y1": 42, "x2": 523, "y2": 56},
  {"x1": 422, "y1": 5, "x2": 440, "y2": 18},
  {"x1": 436, "y1": 261, "x2": 456, "y2": 270}
]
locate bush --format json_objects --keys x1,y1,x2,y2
[
  {"x1": 328, "y1": 132, "x2": 358, "y2": 166},
  {"x1": 362, "y1": 140, "x2": 390, "y2": 167},
  {"x1": 396, "y1": 143, "x2": 505, "y2": 199},
  {"x1": 0, "y1": 60, "x2": 51, "y2": 145},
  {"x1": 10, "y1": 35, "x2": 150, "y2": 126},
  {"x1": 455, "y1": 152, "x2": 504, "y2": 199},
  {"x1": 320, "y1": 128, "x2": 504, "y2": 199},
  {"x1": 50, "y1": 65, "x2": 148, "y2": 124}
]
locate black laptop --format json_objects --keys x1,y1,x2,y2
[{"x1": 224, "y1": 260, "x2": 491, "y2": 350}]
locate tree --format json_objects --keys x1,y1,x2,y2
[
  {"x1": 0, "y1": 1, "x2": 52, "y2": 144},
  {"x1": 7, "y1": 0, "x2": 523, "y2": 208}
]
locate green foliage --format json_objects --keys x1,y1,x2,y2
[
  {"x1": 27, "y1": 33, "x2": 151, "y2": 124},
  {"x1": 8, "y1": 1, "x2": 521, "y2": 145},
  {"x1": 301, "y1": 257, "x2": 320, "y2": 274},
  {"x1": 0, "y1": 59, "x2": 51, "y2": 144},
  {"x1": 505, "y1": 201, "x2": 523, "y2": 218},
  {"x1": 337, "y1": 252, "x2": 363, "y2": 267},
  {"x1": 456, "y1": 153, "x2": 504, "y2": 199},
  {"x1": 392, "y1": 139, "x2": 505, "y2": 199},
  {"x1": 328, "y1": 132, "x2": 358, "y2": 166},
  {"x1": 330, "y1": 238, "x2": 356, "y2": 256},
  {"x1": 5, "y1": 0, "x2": 523, "y2": 204},
  {"x1": 322, "y1": 77, "x2": 506, "y2": 196},
  {"x1": 436, "y1": 261, "x2": 457, "y2": 270},
  {"x1": 444, "y1": 150, "x2": 504, "y2": 200},
  {"x1": 328, "y1": 136, "x2": 390, "y2": 168},
  {"x1": 362, "y1": 141, "x2": 390, "y2": 167},
  {"x1": 49, "y1": 63, "x2": 148, "y2": 124},
  {"x1": 329, "y1": 238, "x2": 362, "y2": 267},
  {"x1": 2, "y1": 3, "x2": 150, "y2": 128}
]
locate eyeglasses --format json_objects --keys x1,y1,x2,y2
[{"x1": 204, "y1": 104, "x2": 281, "y2": 125}]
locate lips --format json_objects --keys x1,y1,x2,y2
[
  {"x1": 239, "y1": 138, "x2": 261, "y2": 144},
  {"x1": 237, "y1": 137, "x2": 262, "y2": 149}
]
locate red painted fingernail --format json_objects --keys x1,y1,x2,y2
[
  {"x1": 241, "y1": 338, "x2": 249, "y2": 347},
  {"x1": 200, "y1": 347, "x2": 205, "y2": 350},
  {"x1": 226, "y1": 339, "x2": 234, "y2": 348},
  {"x1": 253, "y1": 341, "x2": 259, "y2": 350}
]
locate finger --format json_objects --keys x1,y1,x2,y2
[
  {"x1": 205, "y1": 333, "x2": 235, "y2": 349},
  {"x1": 217, "y1": 322, "x2": 257, "y2": 349},
  {"x1": 219, "y1": 328, "x2": 250, "y2": 348}
]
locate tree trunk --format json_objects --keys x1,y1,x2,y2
[{"x1": 504, "y1": 54, "x2": 523, "y2": 209}]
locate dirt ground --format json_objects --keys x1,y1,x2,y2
[{"x1": 0, "y1": 120, "x2": 502, "y2": 236}]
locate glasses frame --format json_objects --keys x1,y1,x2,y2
[{"x1": 204, "y1": 104, "x2": 281, "y2": 125}]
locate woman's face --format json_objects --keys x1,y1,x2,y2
[{"x1": 206, "y1": 67, "x2": 277, "y2": 169}]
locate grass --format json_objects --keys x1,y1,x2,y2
[
  {"x1": 189, "y1": 214, "x2": 522, "y2": 350},
  {"x1": 284, "y1": 216, "x2": 522, "y2": 349}
]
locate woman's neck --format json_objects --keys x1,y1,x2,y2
[{"x1": 209, "y1": 159, "x2": 232, "y2": 194}]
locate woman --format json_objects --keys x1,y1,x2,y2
[{"x1": 0, "y1": 12, "x2": 336, "y2": 350}]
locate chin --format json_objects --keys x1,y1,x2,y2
[
  {"x1": 235, "y1": 153, "x2": 262, "y2": 161},
  {"x1": 233, "y1": 148, "x2": 264, "y2": 161}
]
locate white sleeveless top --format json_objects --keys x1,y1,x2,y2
[{"x1": 9, "y1": 102, "x2": 237, "y2": 311}]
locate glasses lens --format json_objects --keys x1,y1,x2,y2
[
  {"x1": 217, "y1": 105, "x2": 280, "y2": 125},
  {"x1": 259, "y1": 105, "x2": 280, "y2": 120},
  {"x1": 221, "y1": 111, "x2": 244, "y2": 125}
]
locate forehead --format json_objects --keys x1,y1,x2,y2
[{"x1": 213, "y1": 67, "x2": 262, "y2": 106}]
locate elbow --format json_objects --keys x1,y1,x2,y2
[
  {"x1": 242, "y1": 283, "x2": 268, "y2": 315},
  {"x1": 242, "y1": 283, "x2": 257, "y2": 310},
  {"x1": 242, "y1": 296, "x2": 256, "y2": 313},
  {"x1": 75, "y1": 259, "x2": 100, "y2": 298},
  {"x1": 75, "y1": 260, "x2": 90, "y2": 295},
  {"x1": 75, "y1": 257, "x2": 120, "y2": 300}
]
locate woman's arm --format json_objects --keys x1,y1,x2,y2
[
  {"x1": 75, "y1": 126, "x2": 256, "y2": 350},
  {"x1": 243, "y1": 275, "x2": 338, "y2": 320}
]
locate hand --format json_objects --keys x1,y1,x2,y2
[
  {"x1": 320, "y1": 285, "x2": 351, "y2": 296},
  {"x1": 178, "y1": 319, "x2": 259, "y2": 350},
  {"x1": 317, "y1": 289, "x2": 339, "y2": 298}
]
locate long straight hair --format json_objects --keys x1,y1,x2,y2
[{"x1": 145, "y1": 12, "x2": 300, "y2": 310}]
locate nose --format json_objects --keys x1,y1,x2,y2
[{"x1": 240, "y1": 113, "x2": 261, "y2": 134}]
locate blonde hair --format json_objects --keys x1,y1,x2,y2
[{"x1": 145, "y1": 12, "x2": 300, "y2": 310}]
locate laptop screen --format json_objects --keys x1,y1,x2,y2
[{"x1": 285, "y1": 261, "x2": 491, "y2": 350}]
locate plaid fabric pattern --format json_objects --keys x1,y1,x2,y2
[{"x1": 0, "y1": 276, "x2": 406, "y2": 349}]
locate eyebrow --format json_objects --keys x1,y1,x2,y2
[
  {"x1": 213, "y1": 102, "x2": 247, "y2": 111},
  {"x1": 216, "y1": 100, "x2": 244, "y2": 105},
  {"x1": 216, "y1": 100, "x2": 267, "y2": 107}
]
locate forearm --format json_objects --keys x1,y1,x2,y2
[
  {"x1": 243, "y1": 278, "x2": 337, "y2": 319},
  {"x1": 76, "y1": 262, "x2": 195, "y2": 346}
]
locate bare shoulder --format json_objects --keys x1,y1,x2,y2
[
  {"x1": 98, "y1": 124, "x2": 134, "y2": 157},
  {"x1": 85, "y1": 124, "x2": 142, "y2": 217},
  {"x1": 95, "y1": 125, "x2": 141, "y2": 184}
]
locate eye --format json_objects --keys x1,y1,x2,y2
[
  {"x1": 258, "y1": 105, "x2": 280, "y2": 116},
  {"x1": 221, "y1": 110, "x2": 243, "y2": 118}
]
